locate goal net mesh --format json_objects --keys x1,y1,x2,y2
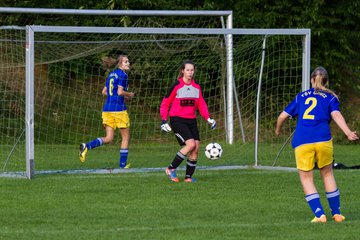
[{"x1": 0, "y1": 27, "x2": 304, "y2": 175}]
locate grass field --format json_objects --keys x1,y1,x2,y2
[
  {"x1": 2, "y1": 142, "x2": 359, "y2": 174},
  {"x1": 0, "y1": 168, "x2": 359, "y2": 240}
]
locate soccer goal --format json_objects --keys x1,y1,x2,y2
[{"x1": 0, "y1": 23, "x2": 310, "y2": 179}]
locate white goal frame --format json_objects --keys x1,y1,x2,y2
[
  {"x1": 1, "y1": 7, "x2": 311, "y2": 179},
  {"x1": 24, "y1": 25, "x2": 311, "y2": 179}
]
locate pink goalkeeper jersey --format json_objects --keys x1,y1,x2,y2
[{"x1": 160, "y1": 77, "x2": 210, "y2": 121}]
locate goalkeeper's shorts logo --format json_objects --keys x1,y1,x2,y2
[{"x1": 180, "y1": 99, "x2": 195, "y2": 106}]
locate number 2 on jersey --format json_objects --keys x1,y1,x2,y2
[{"x1": 303, "y1": 97, "x2": 317, "y2": 120}]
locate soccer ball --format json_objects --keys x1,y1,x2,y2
[{"x1": 204, "y1": 142, "x2": 223, "y2": 160}]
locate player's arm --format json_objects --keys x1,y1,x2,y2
[
  {"x1": 159, "y1": 93, "x2": 175, "y2": 133},
  {"x1": 198, "y1": 91, "x2": 210, "y2": 121},
  {"x1": 331, "y1": 111, "x2": 358, "y2": 141},
  {"x1": 198, "y1": 88, "x2": 216, "y2": 129},
  {"x1": 160, "y1": 81, "x2": 178, "y2": 120},
  {"x1": 276, "y1": 96, "x2": 298, "y2": 136},
  {"x1": 117, "y1": 86, "x2": 135, "y2": 99},
  {"x1": 275, "y1": 111, "x2": 290, "y2": 136},
  {"x1": 102, "y1": 86, "x2": 107, "y2": 96}
]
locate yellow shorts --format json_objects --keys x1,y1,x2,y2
[
  {"x1": 294, "y1": 140, "x2": 333, "y2": 171},
  {"x1": 102, "y1": 111, "x2": 130, "y2": 129}
]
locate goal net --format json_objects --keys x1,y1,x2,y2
[{"x1": 0, "y1": 26, "x2": 309, "y2": 178}]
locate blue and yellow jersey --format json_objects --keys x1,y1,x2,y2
[
  {"x1": 103, "y1": 68, "x2": 128, "y2": 112},
  {"x1": 284, "y1": 88, "x2": 340, "y2": 148}
]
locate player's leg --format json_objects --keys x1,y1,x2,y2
[
  {"x1": 319, "y1": 164, "x2": 344, "y2": 222},
  {"x1": 102, "y1": 125, "x2": 116, "y2": 144},
  {"x1": 295, "y1": 144, "x2": 326, "y2": 222},
  {"x1": 170, "y1": 117, "x2": 196, "y2": 159},
  {"x1": 79, "y1": 118, "x2": 115, "y2": 163},
  {"x1": 316, "y1": 141, "x2": 345, "y2": 222},
  {"x1": 115, "y1": 111, "x2": 131, "y2": 168},
  {"x1": 299, "y1": 170, "x2": 327, "y2": 222},
  {"x1": 184, "y1": 121, "x2": 200, "y2": 182},
  {"x1": 119, "y1": 127, "x2": 130, "y2": 168},
  {"x1": 165, "y1": 117, "x2": 195, "y2": 182},
  {"x1": 180, "y1": 138, "x2": 196, "y2": 155},
  {"x1": 80, "y1": 126, "x2": 114, "y2": 162},
  {"x1": 165, "y1": 138, "x2": 195, "y2": 182},
  {"x1": 184, "y1": 140, "x2": 199, "y2": 182},
  {"x1": 80, "y1": 111, "x2": 116, "y2": 162}
]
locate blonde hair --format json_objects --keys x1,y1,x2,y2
[
  {"x1": 101, "y1": 52, "x2": 128, "y2": 70},
  {"x1": 311, "y1": 66, "x2": 338, "y2": 99}
]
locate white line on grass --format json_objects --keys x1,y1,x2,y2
[{"x1": 0, "y1": 165, "x2": 297, "y2": 178}]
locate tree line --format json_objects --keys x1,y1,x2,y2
[
  {"x1": 2, "y1": 0, "x2": 359, "y2": 92},
  {"x1": 1, "y1": 0, "x2": 359, "y2": 127}
]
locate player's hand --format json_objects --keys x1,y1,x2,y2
[
  {"x1": 127, "y1": 92, "x2": 135, "y2": 99},
  {"x1": 207, "y1": 118, "x2": 216, "y2": 130},
  {"x1": 275, "y1": 129, "x2": 281, "y2": 136},
  {"x1": 124, "y1": 92, "x2": 135, "y2": 102},
  {"x1": 346, "y1": 131, "x2": 358, "y2": 141},
  {"x1": 161, "y1": 120, "x2": 172, "y2": 132}
]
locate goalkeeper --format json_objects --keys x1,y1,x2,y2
[
  {"x1": 160, "y1": 60, "x2": 216, "y2": 182},
  {"x1": 79, "y1": 52, "x2": 134, "y2": 168},
  {"x1": 275, "y1": 66, "x2": 358, "y2": 223}
]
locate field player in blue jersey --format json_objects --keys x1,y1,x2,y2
[
  {"x1": 275, "y1": 66, "x2": 358, "y2": 223},
  {"x1": 79, "y1": 52, "x2": 135, "y2": 168}
]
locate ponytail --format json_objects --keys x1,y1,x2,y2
[
  {"x1": 101, "y1": 50, "x2": 128, "y2": 71},
  {"x1": 101, "y1": 56, "x2": 118, "y2": 70},
  {"x1": 311, "y1": 66, "x2": 338, "y2": 99}
]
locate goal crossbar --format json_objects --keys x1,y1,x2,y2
[
  {"x1": 29, "y1": 25, "x2": 310, "y2": 35},
  {"x1": 0, "y1": 7, "x2": 232, "y2": 17}
]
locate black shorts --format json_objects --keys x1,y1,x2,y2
[{"x1": 170, "y1": 116, "x2": 200, "y2": 146}]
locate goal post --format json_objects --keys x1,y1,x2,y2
[
  {"x1": 25, "y1": 26, "x2": 35, "y2": 178},
  {"x1": 0, "y1": 24, "x2": 310, "y2": 179}
]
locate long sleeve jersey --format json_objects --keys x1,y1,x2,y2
[{"x1": 160, "y1": 77, "x2": 210, "y2": 121}]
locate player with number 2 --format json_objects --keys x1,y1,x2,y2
[{"x1": 275, "y1": 66, "x2": 358, "y2": 223}]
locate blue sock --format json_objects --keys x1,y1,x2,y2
[
  {"x1": 86, "y1": 138, "x2": 103, "y2": 150},
  {"x1": 326, "y1": 188, "x2": 341, "y2": 215},
  {"x1": 119, "y1": 148, "x2": 128, "y2": 168},
  {"x1": 305, "y1": 193, "x2": 325, "y2": 218}
]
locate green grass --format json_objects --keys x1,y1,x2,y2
[
  {"x1": 3, "y1": 142, "x2": 359, "y2": 173},
  {"x1": 0, "y1": 169, "x2": 359, "y2": 239}
]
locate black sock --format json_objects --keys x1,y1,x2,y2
[
  {"x1": 185, "y1": 159, "x2": 197, "y2": 179},
  {"x1": 169, "y1": 151, "x2": 185, "y2": 169}
]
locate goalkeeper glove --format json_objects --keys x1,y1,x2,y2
[
  {"x1": 161, "y1": 120, "x2": 172, "y2": 132},
  {"x1": 207, "y1": 118, "x2": 217, "y2": 130}
]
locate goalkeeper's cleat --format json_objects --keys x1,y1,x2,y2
[
  {"x1": 165, "y1": 167, "x2": 179, "y2": 182},
  {"x1": 79, "y1": 143, "x2": 88, "y2": 163},
  {"x1": 124, "y1": 163, "x2": 131, "y2": 169},
  {"x1": 311, "y1": 214, "x2": 327, "y2": 223},
  {"x1": 184, "y1": 178, "x2": 197, "y2": 183},
  {"x1": 333, "y1": 214, "x2": 345, "y2": 223}
]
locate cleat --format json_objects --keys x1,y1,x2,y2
[
  {"x1": 184, "y1": 178, "x2": 197, "y2": 183},
  {"x1": 311, "y1": 214, "x2": 327, "y2": 223},
  {"x1": 333, "y1": 214, "x2": 345, "y2": 222},
  {"x1": 79, "y1": 143, "x2": 88, "y2": 163},
  {"x1": 165, "y1": 168, "x2": 179, "y2": 182},
  {"x1": 119, "y1": 162, "x2": 130, "y2": 169}
]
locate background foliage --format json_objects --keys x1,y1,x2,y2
[{"x1": 1, "y1": 0, "x2": 359, "y2": 128}]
